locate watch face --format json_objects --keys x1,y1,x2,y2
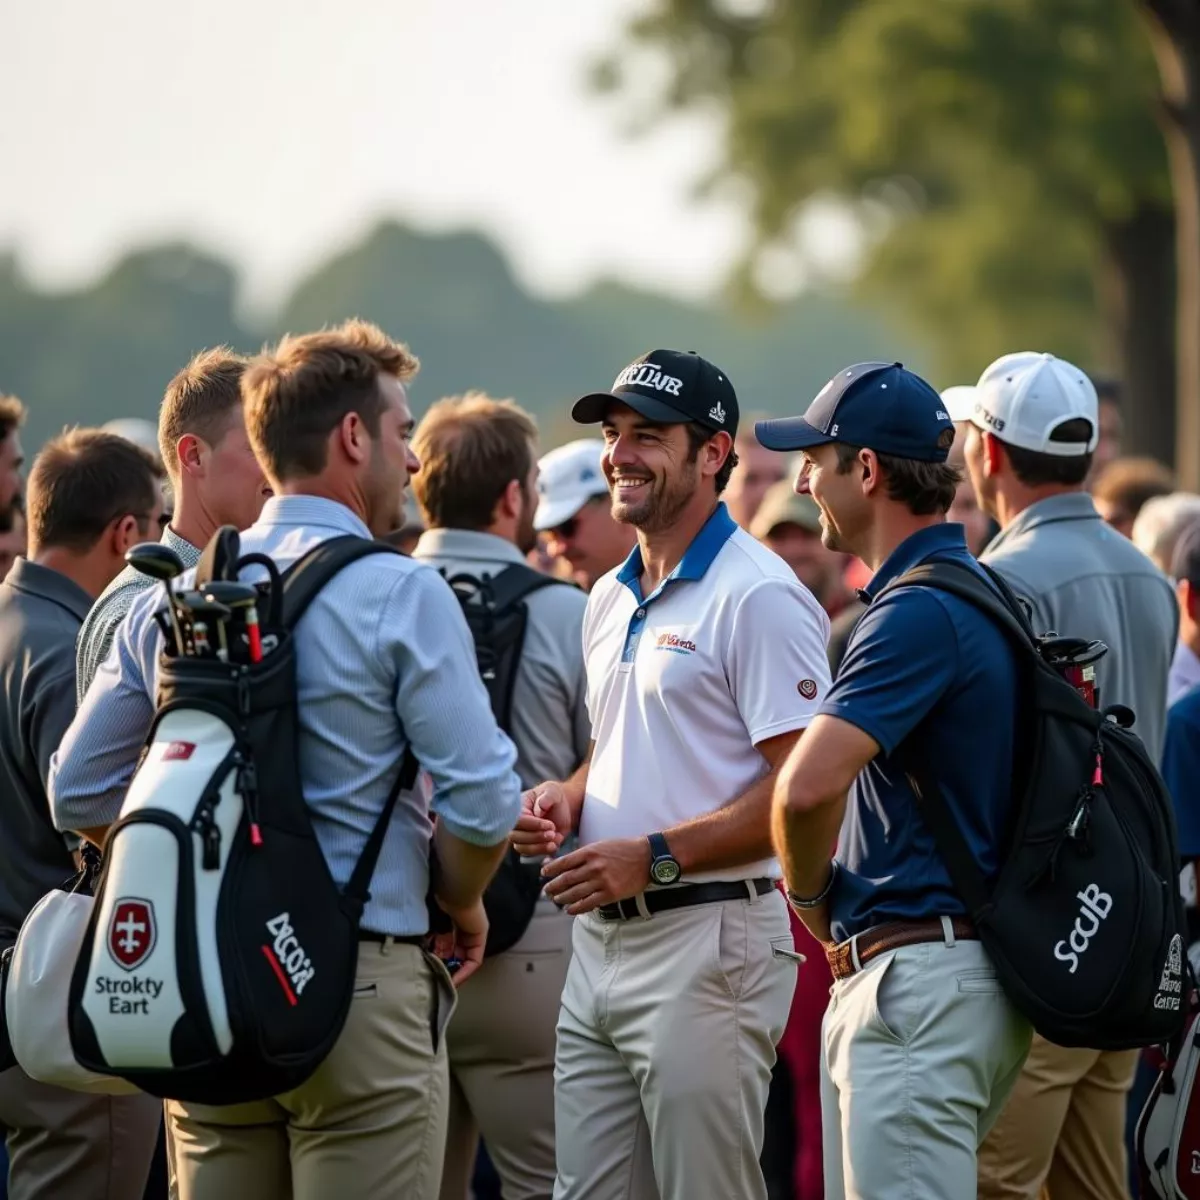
[{"x1": 651, "y1": 857, "x2": 681, "y2": 886}]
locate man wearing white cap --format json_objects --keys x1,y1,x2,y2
[
  {"x1": 961, "y1": 351, "x2": 1178, "y2": 1200},
  {"x1": 534, "y1": 439, "x2": 635, "y2": 591}
]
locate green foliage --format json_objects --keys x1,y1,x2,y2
[
  {"x1": 0, "y1": 221, "x2": 926, "y2": 457},
  {"x1": 597, "y1": 0, "x2": 1170, "y2": 379}
]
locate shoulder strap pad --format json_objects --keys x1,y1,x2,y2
[
  {"x1": 281, "y1": 535, "x2": 401, "y2": 630},
  {"x1": 883, "y1": 559, "x2": 1040, "y2": 654}
]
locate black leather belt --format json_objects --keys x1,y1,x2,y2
[
  {"x1": 596, "y1": 878, "x2": 776, "y2": 922},
  {"x1": 359, "y1": 930, "x2": 426, "y2": 945}
]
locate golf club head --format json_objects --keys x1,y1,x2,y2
[
  {"x1": 202, "y1": 582, "x2": 257, "y2": 609},
  {"x1": 177, "y1": 596, "x2": 232, "y2": 623},
  {"x1": 126, "y1": 543, "x2": 185, "y2": 582}
]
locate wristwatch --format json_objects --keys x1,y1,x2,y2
[{"x1": 647, "y1": 832, "x2": 682, "y2": 886}]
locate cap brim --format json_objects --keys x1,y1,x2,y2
[
  {"x1": 535, "y1": 491, "x2": 596, "y2": 532},
  {"x1": 754, "y1": 416, "x2": 833, "y2": 452},
  {"x1": 572, "y1": 389, "x2": 690, "y2": 426}
]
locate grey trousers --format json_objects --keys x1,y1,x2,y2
[{"x1": 553, "y1": 885, "x2": 797, "y2": 1200}]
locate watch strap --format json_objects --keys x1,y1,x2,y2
[{"x1": 647, "y1": 831, "x2": 673, "y2": 862}]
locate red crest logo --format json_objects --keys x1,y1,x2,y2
[
  {"x1": 162, "y1": 741, "x2": 195, "y2": 762},
  {"x1": 108, "y1": 899, "x2": 157, "y2": 971}
]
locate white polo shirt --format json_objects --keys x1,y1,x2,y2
[{"x1": 580, "y1": 502, "x2": 832, "y2": 883}]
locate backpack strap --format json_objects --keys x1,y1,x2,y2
[
  {"x1": 480, "y1": 562, "x2": 577, "y2": 613},
  {"x1": 882, "y1": 558, "x2": 1039, "y2": 922},
  {"x1": 276, "y1": 534, "x2": 420, "y2": 921}
]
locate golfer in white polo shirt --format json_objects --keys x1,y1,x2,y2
[{"x1": 513, "y1": 349, "x2": 832, "y2": 1200}]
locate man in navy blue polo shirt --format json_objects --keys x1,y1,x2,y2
[{"x1": 757, "y1": 363, "x2": 1033, "y2": 1200}]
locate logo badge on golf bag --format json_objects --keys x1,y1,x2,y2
[
  {"x1": 162, "y1": 741, "x2": 195, "y2": 762},
  {"x1": 108, "y1": 899, "x2": 157, "y2": 971}
]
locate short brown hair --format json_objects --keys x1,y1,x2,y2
[
  {"x1": 412, "y1": 393, "x2": 538, "y2": 530},
  {"x1": 26, "y1": 429, "x2": 163, "y2": 554},
  {"x1": 243, "y1": 319, "x2": 419, "y2": 482},
  {"x1": 835, "y1": 440, "x2": 961, "y2": 516},
  {"x1": 0, "y1": 395, "x2": 26, "y2": 442},
  {"x1": 158, "y1": 348, "x2": 248, "y2": 480},
  {"x1": 685, "y1": 423, "x2": 739, "y2": 494},
  {"x1": 1091, "y1": 455, "x2": 1175, "y2": 520}
]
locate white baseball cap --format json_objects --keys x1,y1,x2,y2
[
  {"x1": 939, "y1": 386, "x2": 978, "y2": 424},
  {"x1": 970, "y1": 352, "x2": 1099, "y2": 457},
  {"x1": 534, "y1": 439, "x2": 608, "y2": 532}
]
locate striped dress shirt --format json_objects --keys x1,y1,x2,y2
[
  {"x1": 49, "y1": 495, "x2": 522, "y2": 936},
  {"x1": 75, "y1": 525, "x2": 200, "y2": 706}
]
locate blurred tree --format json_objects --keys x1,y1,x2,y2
[
  {"x1": 596, "y1": 0, "x2": 1178, "y2": 462},
  {"x1": 1138, "y1": 0, "x2": 1200, "y2": 486}
]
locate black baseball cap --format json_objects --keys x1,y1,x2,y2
[
  {"x1": 572, "y1": 350, "x2": 739, "y2": 437},
  {"x1": 755, "y1": 361, "x2": 954, "y2": 463}
]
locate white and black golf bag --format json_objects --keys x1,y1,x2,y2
[{"x1": 68, "y1": 530, "x2": 417, "y2": 1105}]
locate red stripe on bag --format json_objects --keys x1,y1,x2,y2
[{"x1": 261, "y1": 944, "x2": 298, "y2": 1007}]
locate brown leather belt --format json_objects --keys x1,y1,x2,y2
[{"x1": 825, "y1": 917, "x2": 977, "y2": 981}]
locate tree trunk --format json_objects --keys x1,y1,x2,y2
[
  {"x1": 1140, "y1": 1, "x2": 1200, "y2": 489},
  {"x1": 1099, "y1": 203, "x2": 1177, "y2": 464}
]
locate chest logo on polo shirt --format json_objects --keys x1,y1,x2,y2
[
  {"x1": 655, "y1": 632, "x2": 697, "y2": 655},
  {"x1": 798, "y1": 679, "x2": 819, "y2": 700}
]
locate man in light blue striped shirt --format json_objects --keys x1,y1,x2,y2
[{"x1": 50, "y1": 319, "x2": 522, "y2": 1200}]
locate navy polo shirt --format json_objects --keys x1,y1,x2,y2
[
  {"x1": 1163, "y1": 683, "x2": 1200, "y2": 860},
  {"x1": 821, "y1": 523, "x2": 1019, "y2": 943}
]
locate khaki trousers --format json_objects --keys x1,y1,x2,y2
[
  {"x1": 821, "y1": 934, "x2": 1032, "y2": 1200},
  {"x1": 166, "y1": 941, "x2": 456, "y2": 1200},
  {"x1": 440, "y1": 897, "x2": 571, "y2": 1200},
  {"x1": 553, "y1": 885, "x2": 797, "y2": 1200},
  {"x1": 0, "y1": 1066, "x2": 162, "y2": 1200},
  {"x1": 977, "y1": 1037, "x2": 1139, "y2": 1199}
]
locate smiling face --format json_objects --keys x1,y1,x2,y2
[
  {"x1": 600, "y1": 406, "x2": 703, "y2": 533},
  {"x1": 795, "y1": 443, "x2": 871, "y2": 555}
]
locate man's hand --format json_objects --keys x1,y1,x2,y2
[
  {"x1": 431, "y1": 896, "x2": 489, "y2": 987},
  {"x1": 540, "y1": 837, "x2": 651, "y2": 915},
  {"x1": 790, "y1": 900, "x2": 833, "y2": 946},
  {"x1": 511, "y1": 781, "x2": 573, "y2": 857}
]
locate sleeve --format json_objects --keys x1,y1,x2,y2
[
  {"x1": 1162, "y1": 699, "x2": 1200, "y2": 859},
  {"x1": 564, "y1": 595, "x2": 592, "y2": 770},
  {"x1": 75, "y1": 598, "x2": 123, "y2": 708},
  {"x1": 818, "y1": 590, "x2": 959, "y2": 756},
  {"x1": 48, "y1": 590, "x2": 160, "y2": 831},
  {"x1": 726, "y1": 577, "x2": 833, "y2": 745},
  {"x1": 382, "y1": 567, "x2": 521, "y2": 846},
  {"x1": 26, "y1": 644, "x2": 82, "y2": 795}
]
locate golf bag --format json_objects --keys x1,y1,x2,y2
[
  {"x1": 68, "y1": 530, "x2": 416, "y2": 1105},
  {"x1": 1138, "y1": 991, "x2": 1200, "y2": 1198}
]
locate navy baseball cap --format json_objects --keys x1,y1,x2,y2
[
  {"x1": 755, "y1": 362, "x2": 954, "y2": 463},
  {"x1": 572, "y1": 349, "x2": 739, "y2": 437}
]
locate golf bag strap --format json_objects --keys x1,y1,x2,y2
[
  {"x1": 342, "y1": 749, "x2": 419, "y2": 918},
  {"x1": 194, "y1": 526, "x2": 243, "y2": 591},
  {"x1": 281, "y1": 535, "x2": 402, "y2": 630},
  {"x1": 277, "y1": 535, "x2": 418, "y2": 921}
]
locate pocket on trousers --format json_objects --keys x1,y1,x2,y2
[
  {"x1": 352, "y1": 982, "x2": 379, "y2": 999},
  {"x1": 956, "y1": 970, "x2": 1004, "y2": 995},
  {"x1": 868, "y1": 953, "x2": 917, "y2": 1046},
  {"x1": 713, "y1": 904, "x2": 749, "y2": 1001},
  {"x1": 769, "y1": 934, "x2": 804, "y2": 966}
]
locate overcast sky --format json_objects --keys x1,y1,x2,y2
[{"x1": 0, "y1": 0, "x2": 762, "y2": 309}]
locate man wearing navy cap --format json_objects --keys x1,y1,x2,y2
[
  {"x1": 759, "y1": 363, "x2": 1032, "y2": 1200},
  {"x1": 514, "y1": 350, "x2": 831, "y2": 1200}
]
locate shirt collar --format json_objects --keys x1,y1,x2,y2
[
  {"x1": 984, "y1": 491, "x2": 1098, "y2": 556},
  {"x1": 616, "y1": 502, "x2": 737, "y2": 604},
  {"x1": 252, "y1": 494, "x2": 373, "y2": 540},
  {"x1": 412, "y1": 528, "x2": 527, "y2": 566},
  {"x1": 162, "y1": 524, "x2": 202, "y2": 567},
  {"x1": 863, "y1": 522, "x2": 970, "y2": 602},
  {"x1": 4, "y1": 558, "x2": 94, "y2": 621}
]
